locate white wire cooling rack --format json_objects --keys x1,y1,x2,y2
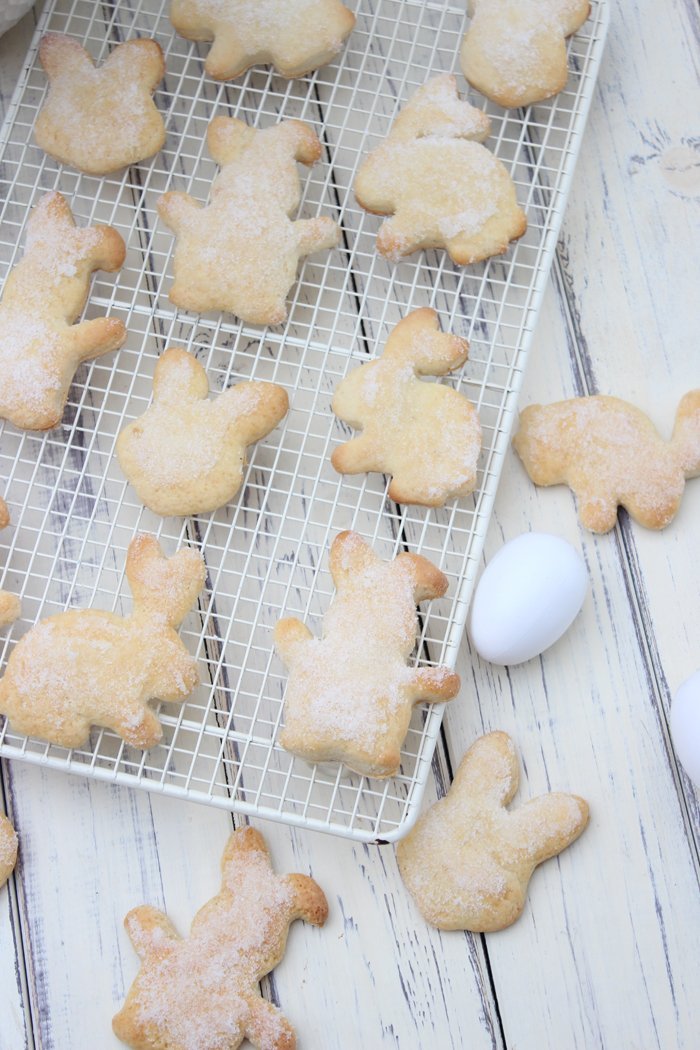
[{"x1": 0, "y1": 0, "x2": 608, "y2": 842}]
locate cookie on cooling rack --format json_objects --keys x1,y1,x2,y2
[
  {"x1": 0, "y1": 190, "x2": 126, "y2": 432},
  {"x1": 113, "y1": 826, "x2": 328, "y2": 1050},
  {"x1": 274, "y1": 530, "x2": 460, "y2": 778},
  {"x1": 117, "y1": 347, "x2": 289, "y2": 516},
  {"x1": 170, "y1": 0, "x2": 356, "y2": 80},
  {"x1": 460, "y1": 0, "x2": 590, "y2": 108},
  {"x1": 354, "y1": 74, "x2": 527, "y2": 265},
  {"x1": 0, "y1": 814, "x2": 18, "y2": 889},
  {"x1": 35, "y1": 33, "x2": 166, "y2": 175},
  {"x1": 0, "y1": 497, "x2": 20, "y2": 628}
]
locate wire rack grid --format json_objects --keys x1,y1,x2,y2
[{"x1": 0, "y1": 0, "x2": 609, "y2": 842}]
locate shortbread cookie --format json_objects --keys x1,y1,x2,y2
[
  {"x1": 117, "y1": 347, "x2": 289, "y2": 516},
  {"x1": 397, "y1": 731, "x2": 589, "y2": 932},
  {"x1": 158, "y1": 116, "x2": 339, "y2": 325},
  {"x1": 36, "y1": 34, "x2": 166, "y2": 175},
  {"x1": 113, "y1": 826, "x2": 328, "y2": 1050},
  {"x1": 275, "y1": 530, "x2": 460, "y2": 778},
  {"x1": 355, "y1": 75, "x2": 526, "y2": 264},
  {"x1": 332, "y1": 308, "x2": 482, "y2": 505},
  {"x1": 171, "y1": 0, "x2": 356, "y2": 80},
  {"x1": 461, "y1": 0, "x2": 590, "y2": 108},
  {"x1": 0, "y1": 534, "x2": 205, "y2": 749},
  {"x1": 0, "y1": 498, "x2": 20, "y2": 628},
  {"x1": 0, "y1": 815, "x2": 18, "y2": 889},
  {"x1": 513, "y1": 391, "x2": 700, "y2": 532},
  {"x1": 0, "y1": 191, "x2": 126, "y2": 431}
]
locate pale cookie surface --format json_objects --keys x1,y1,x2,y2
[
  {"x1": 171, "y1": 0, "x2": 355, "y2": 80},
  {"x1": 274, "y1": 530, "x2": 460, "y2": 778},
  {"x1": 113, "y1": 825, "x2": 328, "y2": 1050},
  {"x1": 397, "y1": 731, "x2": 589, "y2": 932},
  {"x1": 461, "y1": 0, "x2": 590, "y2": 108},
  {"x1": 354, "y1": 74, "x2": 526, "y2": 264},
  {"x1": 35, "y1": 34, "x2": 166, "y2": 175},
  {"x1": 0, "y1": 534, "x2": 205, "y2": 749},
  {"x1": 117, "y1": 347, "x2": 289, "y2": 517},
  {"x1": 0, "y1": 497, "x2": 20, "y2": 628},
  {"x1": 0, "y1": 191, "x2": 126, "y2": 431},
  {"x1": 0, "y1": 814, "x2": 18, "y2": 889},
  {"x1": 158, "y1": 116, "x2": 339, "y2": 325},
  {"x1": 513, "y1": 391, "x2": 700, "y2": 532},
  {"x1": 332, "y1": 308, "x2": 482, "y2": 506}
]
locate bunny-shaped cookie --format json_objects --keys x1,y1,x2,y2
[
  {"x1": 0, "y1": 534, "x2": 205, "y2": 749},
  {"x1": 355, "y1": 74, "x2": 526, "y2": 264},
  {"x1": 0, "y1": 191, "x2": 126, "y2": 431},
  {"x1": 332, "y1": 308, "x2": 482, "y2": 505},
  {"x1": 397, "y1": 731, "x2": 589, "y2": 932},
  {"x1": 117, "y1": 347, "x2": 289, "y2": 516},
  {"x1": 158, "y1": 116, "x2": 339, "y2": 325},
  {"x1": 35, "y1": 33, "x2": 166, "y2": 175},
  {"x1": 274, "y1": 531, "x2": 460, "y2": 778},
  {"x1": 113, "y1": 826, "x2": 328, "y2": 1050},
  {"x1": 513, "y1": 391, "x2": 700, "y2": 532},
  {"x1": 0, "y1": 498, "x2": 20, "y2": 628},
  {"x1": 0, "y1": 814, "x2": 18, "y2": 889}
]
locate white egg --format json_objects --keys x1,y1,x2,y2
[
  {"x1": 469, "y1": 532, "x2": 588, "y2": 666},
  {"x1": 670, "y1": 671, "x2": 700, "y2": 787}
]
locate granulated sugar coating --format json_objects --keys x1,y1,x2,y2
[{"x1": 0, "y1": 815, "x2": 18, "y2": 888}]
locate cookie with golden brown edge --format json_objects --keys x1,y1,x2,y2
[
  {"x1": 113, "y1": 826, "x2": 328, "y2": 1050},
  {"x1": 0, "y1": 498, "x2": 20, "y2": 628},
  {"x1": 0, "y1": 815, "x2": 18, "y2": 889}
]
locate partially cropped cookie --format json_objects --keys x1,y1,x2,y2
[
  {"x1": 0, "y1": 191, "x2": 126, "y2": 431},
  {"x1": 171, "y1": 0, "x2": 355, "y2": 80},
  {"x1": 35, "y1": 34, "x2": 166, "y2": 175},
  {"x1": 158, "y1": 116, "x2": 339, "y2": 325},
  {"x1": 461, "y1": 0, "x2": 591, "y2": 108},
  {"x1": 0, "y1": 498, "x2": 20, "y2": 628},
  {"x1": 0, "y1": 815, "x2": 18, "y2": 889},
  {"x1": 117, "y1": 347, "x2": 289, "y2": 516},
  {"x1": 332, "y1": 308, "x2": 482, "y2": 506},
  {"x1": 397, "y1": 731, "x2": 589, "y2": 932},
  {"x1": 355, "y1": 74, "x2": 526, "y2": 264},
  {"x1": 275, "y1": 530, "x2": 460, "y2": 778},
  {"x1": 513, "y1": 391, "x2": 700, "y2": 532},
  {"x1": 113, "y1": 826, "x2": 328, "y2": 1050}
]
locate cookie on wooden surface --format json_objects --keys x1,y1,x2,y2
[
  {"x1": 117, "y1": 347, "x2": 289, "y2": 517},
  {"x1": 274, "y1": 530, "x2": 460, "y2": 778},
  {"x1": 332, "y1": 308, "x2": 482, "y2": 506},
  {"x1": 158, "y1": 116, "x2": 339, "y2": 325},
  {"x1": 0, "y1": 815, "x2": 18, "y2": 889},
  {"x1": 0, "y1": 534, "x2": 205, "y2": 749},
  {"x1": 355, "y1": 74, "x2": 526, "y2": 265},
  {"x1": 0, "y1": 191, "x2": 126, "y2": 431},
  {"x1": 113, "y1": 825, "x2": 328, "y2": 1050},
  {"x1": 397, "y1": 731, "x2": 589, "y2": 932},
  {"x1": 170, "y1": 0, "x2": 355, "y2": 80},
  {"x1": 513, "y1": 391, "x2": 700, "y2": 532},
  {"x1": 0, "y1": 497, "x2": 20, "y2": 628}
]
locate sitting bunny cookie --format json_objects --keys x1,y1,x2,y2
[
  {"x1": 171, "y1": 0, "x2": 355, "y2": 80},
  {"x1": 355, "y1": 75, "x2": 526, "y2": 264},
  {"x1": 397, "y1": 731, "x2": 589, "y2": 932},
  {"x1": 35, "y1": 33, "x2": 166, "y2": 175},
  {"x1": 274, "y1": 531, "x2": 460, "y2": 778},
  {"x1": 0, "y1": 534, "x2": 205, "y2": 749},
  {"x1": 117, "y1": 348, "x2": 289, "y2": 517},
  {"x1": 332, "y1": 308, "x2": 482, "y2": 506},
  {"x1": 0, "y1": 498, "x2": 20, "y2": 628},
  {"x1": 513, "y1": 391, "x2": 700, "y2": 532},
  {"x1": 461, "y1": 0, "x2": 591, "y2": 108},
  {"x1": 0, "y1": 815, "x2": 18, "y2": 889},
  {"x1": 0, "y1": 191, "x2": 126, "y2": 431},
  {"x1": 158, "y1": 116, "x2": 339, "y2": 325},
  {"x1": 113, "y1": 826, "x2": 328, "y2": 1050}
]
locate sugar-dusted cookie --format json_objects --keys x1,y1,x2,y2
[
  {"x1": 0, "y1": 534, "x2": 205, "y2": 749},
  {"x1": 0, "y1": 497, "x2": 20, "y2": 628},
  {"x1": 158, "y1": 116, "x2": 339, "y2": 325},
  {"x1": 461, "y1": 0, "x2": 591, "y2": 109},
  {"x1": 355, "y1": 74, "x2": 526, "y2": 265},
  {"x1": 332, "y1": 308, "x2": 482, "y2": 506},
  {"x1": 274, "y1": 530, "x2": 460, "y2": 778},
  {"x1": 0, "y1": 815, "x2": 18, "y2": 889},
  {"x1": 113, "y1": 826, "x2": 328, "y2": 1050},
  {"x1": 171, "y1": 0, "x2": 356, "y2": 80},
  {"x1": 35, "y1": 33, "x2": 166, "y2": 175},
  {"x1": 513, "y1": 391, "x2": 700, "y2": 532},
  {"x1": 0, "y1": 191, "x2": 126, "y2": 431},
  {"x1": 397, "y1": 731, "x2": 589, "y2": 932},
  {"x1": 117, "y1": 347, "x2": 289, "y2": 517}
]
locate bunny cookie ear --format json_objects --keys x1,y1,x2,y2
[
  {"x1": 126, "y1": 533, "x2": 205, "y2": 627},
  {"x1": 207, "y1": 115, "x2": 256, "y2": 166},
  {"x1": 153, "y1": 347, "x2": 210, "y2": 404},
  {"x1": 39, "y1": 33, "x2": 95, "y2": 79},
  {"x1": 124, "y1": 905, "x2": 181, "y2": 960},
  {"x1": 452, "y1": 731, "x2": 520, "y2": 807},
  {"x1": 392, "y1": 74, "x2": 491, "y2": 143},
  {"x1": 104, "y1": 38, "x2": 165, "y2": 90},
  {"x1": 329, "y1": 530, "x2": 379, "y2": 586},
  {"x1": 510, "y1": 793, "x2": 590, "y2": 866},
  {"x1": 384, "y1": 308, "x2": 470, "y2": 376}
]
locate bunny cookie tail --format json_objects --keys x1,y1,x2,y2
[{"x1": 671, "y1": 389, "x2": 700, "y2": 477}]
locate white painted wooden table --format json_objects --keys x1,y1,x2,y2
[{"x1": 1, "y1": 2, "x2": 698, "y2": 1048}]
